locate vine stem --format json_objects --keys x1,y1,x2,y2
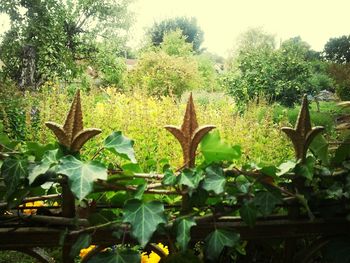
[
  {"x1": 91, "y1": 147, "x2": 104, "y2": 160},
  {"x1": 94, "y1": 181, "x2": 183, "y2": 195},
  {"x1": 69, "y1": 221, "x2": 129, "y2": 236}
]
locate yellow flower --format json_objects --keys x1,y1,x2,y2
[
  {"x1": 79, "y1": 245, "x2": 96, "y2": 259},
  {"x1": 141, "y1": 243, "x2": 169, "y2": 263},
  {"x1": 141, "y1": 252, "x2": 149, "y2": 263},
  {"x1": 21, "y1": 201, "x2": 44, "y2": 215}
]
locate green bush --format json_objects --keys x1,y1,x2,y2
[
  {"x1": 328, "y1": 63, "x2": 350, "y2": 100},
  {"x1": 94, "y1": 45, "x2": 127, "y2": 88},
  {"x1": 126, "y1": 51, "x2": 201, "y2": 97},
  {"x1": 195, "y1": 55, "x2": 220, "y2": 91},
  {"x1": 223, "y1": 47, "x2": 313, "y2": 107}
]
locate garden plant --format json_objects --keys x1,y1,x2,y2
[{"x1": 1, "y1": 89, "x2": 350, "y2": 263}]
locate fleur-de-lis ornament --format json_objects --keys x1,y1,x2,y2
[
  {"x1": 45, "y1": 90, "x2": 101, "y2": 152},
  {"x1": 165, "y1": 93, "x2": 215, "y2": 168},
  {"x1": 281, "y1": 95, "x2": 324, "y2": 162}
]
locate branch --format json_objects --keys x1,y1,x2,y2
[
  {"x1": 1, "y1": 214, "x2": 89, "y2": 226},
  {"x1": 94, "y1": 181, "x2": 182, "y2": 195},
  {"x1": 69, "y1": 221, "x2": 129, "y2": 236}
]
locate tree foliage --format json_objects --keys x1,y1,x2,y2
[
  {"x1": 0, "y1": 0, "x2": 132, "y2": 88},
  {"x1": 224, "y1": 32, "x2": 326, "y2": 107},
  {"x1": 324, "y1": 35, "x2": 350, "y2": 64},
  {"x1": 147, "y1": 17, "x2": 204, "y2": 52}
]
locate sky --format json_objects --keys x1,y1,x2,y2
[{"x1": 1, "y1": 0, "x2": 349, "y2": 57}]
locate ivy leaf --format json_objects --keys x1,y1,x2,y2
[
  {"x1": 28, "y1": 149, "x2": 61, "y2": 185},
  {"x1": 253, "y1": 191, "x2": 282, "y2": 216},
  {"x1": 175, "y1": 218, "x2": 196, "y2": 252},
  {"x1": 0, "y1": 131, "x2": 18, "y2": 150},
  {"x1": 177, "y1": 169, "x2": 203, "y2": 190},
  {"x1": 239, "y1": 201, "x2": 257, "y2": 227},
  {"x1": 123, "y1": 199, "x2": 166, "y2": 247},
  {"x1": 25, "y1": 142, "x2": 56, "y2": 161},
  {"x1": 133, "y1": 184, "x2": 147, "y2": 200},
  {"x1": 1, "y1": 157, "x2": 28, "y2": 198},
  {"x1": 310, "y1": 134, "x2": 329, "y2": 165},
  {"x1": 104, "y1": 131, "x2": 136, "y2": 163},
  {"x1": 200, "y1": 131, "x2": 241, "y2": 163},
  {"x1": 295, "y1": 156, "x2": 315, "y2": 180},
  {"x1": 205, "y1": 229, "x2": 240, "y2": 260},
  {"x1": 202, "y1": 165, "x2": 226, "y2": 194},
  {"x1": 88, "y1": 250, "x2": 140, "y2": 263},
  {"x1": 333, "y1": 134, "x2": 350, "y2": 165},
  {"x1": 162, "y1": 169, "x2": 177, "y2": 186},
  {"x1": 277, "y1": 160, "x2": 296, "y2": 176},
  {"x1": 57, "y1": 156, "x2": 107, "y2": 200},
  {"x1": 70, "y1": 233, "x2": 91, "y2": 258}
]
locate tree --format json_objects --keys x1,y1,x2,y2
[
  {"x1": 234, "y1": 27, "x2": 276, "y2": 53},
  {"x1": 323, "y1": 35, "x2": 350, "y2": 64},
  {"x1": 0, "y1": 0, "x2": 132, "y2": 89},
  {"x1": 224, "y1": 36, "x2": 314, "y2": 107},
  {"x1": 126, "y1": 50, "x2": 201, "y2": 97},
  {"x1": 227, "y1": 27, "x2": 276, "y2": 68},
  {"x1": 281, "y1": 36, "x2": 321, "y2": 61},
  {"x1": 160, "y1": 30, "x2": 193, "y2": 57},
  {"x1": 147, "y1": 17, "x2": 204, "y2": 52}
]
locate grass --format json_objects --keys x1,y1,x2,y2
[
  {"x1": 2, "y1": 86, "x2": 348, "y2": 172},
  {"x1": 272, "y1": 101, "x2": 348, "y2": 133}
]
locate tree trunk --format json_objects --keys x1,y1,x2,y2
[{"x1": 19, "y1": 45, "x2": 36, "y2": 90}]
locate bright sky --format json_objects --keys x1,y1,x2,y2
[
  {"x1": 1, "y1": 0, "x2": 349, "y2": 57},
  {"x1": 129, "y1": 0, "x2": 350, "y2": 56}
]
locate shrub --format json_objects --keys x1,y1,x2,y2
[
  {"x1": 223, "y1": 47, "x2": 313, "y2": 107},
  {"x1": 327, "y1": 63, "x2": 350, "y2": 100},
  {"x1": 126, "y1": 51, "x2": 201, "y2": 97},
  {"x1": 195, "y1": 55, "x2": 220, "y2": 91}
]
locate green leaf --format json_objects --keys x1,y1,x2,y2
[
  {"x1": 175, "y1": 218, "x2": 196, "y2": 252},
  {"x1": 28, "y1": 149, "x2": 61, "y2": 185},
  {"x1": 277, "y1": 160, "x2": 296, "y2": 176},
  {"x1": 333, "y1": 134, "x2": 350, "y2": 165},
  {"x1": 104, "y1": 131, "x2": 136, "y2": 163},
  {"x1": 260, "y1": 166, "x2": 278, "y2": 177},
  {"x1": 1, "y1": 157, "x2": 28, "y2": 198},
  {"x1": 57, "y1": 156, "x2": 107, "y2": 200},
  {"x1": 200, "y1": 131, "x2": 241, "y2": 163},
  {"x1": 70, "y1": 233, "x2": 91, "y2": 258},
  {"x1": 177, "y1": 169, "x2": 203, "y2": 191},
  {"x1": 121, "y1": 163, "x2": 143, "y2": 174},
  {"x1": 25, "y1": 142, "x2": 57, "y2": 161},
  {"x1": 123, "y1": 199, "x2": 166, "y2": 247},
  {"x1": 295, "y1": 156, "x2": 315, "y2": 180},
  {"x1": 253, "y1": 191, "x2": 282, "y2": 216},
  {"x1": 205, "y1": 229, "x2": 240, "y2": 260},
  {"x1": 202, "y1": 165, "x2": 226, "y2": 194},
  {"x1": 162, "y1": 169, "x2": 177, "y2": 186},
  {"x1": 310, "y1": 134, "x2": 329, "y2": 165},
  {"x1": 133, "y1": 184, "x2": 147, "y2": 200},
  {"x1": 0, "y1": 133, "x2": 18, "y2": 150},
  {"x1": 88, "y1": 250, "x2": 140, "y2": 263},
  {"x1": 239, "y1": 202, "x2": 257, "y2": 227}
]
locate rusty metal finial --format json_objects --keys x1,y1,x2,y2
[
  {"x1": 45, "y1": 90, "x2": 101, "y2": 152},
  {"x1": 281, "y1": 95, "x2": 324, "y2": 162},
  {"x1": 165, "y1": 93, "x2": 216, "y2": 167}
]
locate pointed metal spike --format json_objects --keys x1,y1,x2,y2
[{"x1": 165, "y1": 94, "x2": 215, "y2": 168}]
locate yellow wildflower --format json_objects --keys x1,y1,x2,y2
[
  {"x1": 79, "y1": 245, "x2": 96, "y2": 259},
  {"x1": 141, "y1": 252, "x2": 149, "y2": 263},
  {"x1": 21, "y1": 201, "x2": 44, "y2": 215},
  {"x1": 141, "y1": 243, "x2": 169, "y2": 263}
]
